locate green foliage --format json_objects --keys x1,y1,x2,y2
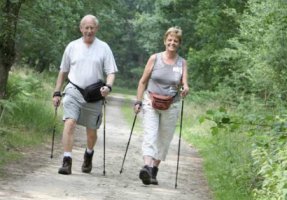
[
  {"x1": 17, "y1": 0, "x2": 85, "y2": 72},
  {"x1": 181, "y1": 92, "x2": 253, "y2": 199},
  {"x1": 1, "y1": 1, "x2": 287, "y2": 199},
  {"x1": 196, "y1": 89, "x2": 287, "y2": 200},
  {"x1": 16, "y1": 0, "x2": 147, "y2": 87},
  {"x1": 188, "y1": 0, "x2": 247, "y2": 91},
  {"x1": 199, "y1": 107, "x2": 254, "y2": 199},
  {"x1": 3, "y1": 68, "x2": 56, "y2": 130},
  {"x1": 251, "y1": 112, "x2": 287, "y2": 199},
  {"x1": 0, "y1": 68, "x2": 60, "y2": 168},
  {"x1": 218, "y1": 0, "x2": 287, "y2": 99},
  {"x1": 132, "y1": 0, "x2": 197, "y2": 57},
  {"x1": 252, "y1": 142, "x2": 287, "y2": 200},
  {"x1": 94, "y1": 0, "x2": 150, "y2": 88}
]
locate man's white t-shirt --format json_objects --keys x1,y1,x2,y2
[{"x1": 60, "y1": 37, "x2": 118, "y2": 89}]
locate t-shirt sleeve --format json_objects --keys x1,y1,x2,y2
[
  {"x1": 103, "y1": 44, "x2": 118, "y2": 75},
  {"x1": 59, "y1": 43, "x2": 72, "y2": 72}
]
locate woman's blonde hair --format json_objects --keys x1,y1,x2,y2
[{"x1": 164, "y1": 26, "x2": 182, "y2": 43}]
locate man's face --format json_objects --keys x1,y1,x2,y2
[{"x1": 80, "y1": 18, "x2": 98, "y2": 44}]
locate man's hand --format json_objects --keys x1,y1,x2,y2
[
  {"x1": 52, "y1": 91, "x2": 61, "y2": 107},
  {"x1": 100, "y1": 86, "x2": 111, "y2": 97}
]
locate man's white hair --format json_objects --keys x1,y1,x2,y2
[{"x1": 80, "y1": 14, "x2": 99, "y2": 28}]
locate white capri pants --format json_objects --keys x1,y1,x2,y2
[{"x1": 142, "y1": 92, "x2": 181, "y2": 161}]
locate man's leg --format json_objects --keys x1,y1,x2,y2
[
  {"x1": 86, "y1": 128, "x2": 98, "y2": 149},
  {"x1": 62, "y1": 119, "x2": 77, "y2": 152},
  {"x1": 82, "y1": 128, "x2": 97, "y2": 173},
  {"x1": 58, "y1": 118, "x2": 77, "y2": 175}
]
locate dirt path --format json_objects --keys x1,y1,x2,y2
[{"x1": 0, "y1": 95, "x2": 212, "y2": 200}]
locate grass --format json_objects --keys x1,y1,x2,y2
[
  {"x1": 181, "y1": 94, "x2": 254, "y2": 200},
  {"x1": 0, "y1": 68, "x2": 62, "y2": 172}
]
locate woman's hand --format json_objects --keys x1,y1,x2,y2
[
  {"x1": 134, "y1": 101, "x2": 142, "y2": 114},
  {"x1": 180, "y1": 85, "x2": 189, "y2": 98}
]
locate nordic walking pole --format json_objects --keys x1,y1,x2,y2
[
  {"x1": 119, "y1": 113, "x2": 137, "y2": 174},
  {"x1": 103, "y1": 99, "x2": 106, "y2": 176},
  {"x1": 175, "y1": 98, "x2": 184, "y2": 188},
  {"x1": 50, "y1": 106, "x2": 58, "y2": 159}
]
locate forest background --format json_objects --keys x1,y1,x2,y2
[{"x1": 0, "y1": 0, "x2": 287, "y2": 200}]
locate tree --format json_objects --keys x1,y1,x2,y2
[
  {"x1": 0, "y1": 0, "x2": 25, "y2": 100},
  {"x1": 132, "y1": 0, "x2": 198, "y2": 57},
  {"x1": 187, "y1": 0, "x2": 248, "y2": 90},
  {"x1": 218, "y1": 0, "x2": 287, "y2": 100},
  {"x1": 17, "y1": 0, "x2": 85, "y2": 72}
]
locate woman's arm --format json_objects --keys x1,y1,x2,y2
[
  {"x1": 134, "y1": 54, "x2": 156, "y2": 113},
  {"x1": 181, "y1": 59, "x2": 189, "y2": 97}
]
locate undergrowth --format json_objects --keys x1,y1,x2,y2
[
  {"x1": 183, "y1": 90, "x2": 287, "y2": 200},
  {"x1": 0, "y1": 67, "x2": 61, "y2": 171}
]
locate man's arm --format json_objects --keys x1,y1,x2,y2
[
  {"x1": 52, "y1": 71, "x2": 68, "y2": 107},
  {"x1": 100, "y1": 73, "x2": 115, "y2": 97},
  {"x1": 54, "y1": 71, "x2": 68, "y2": 92}
]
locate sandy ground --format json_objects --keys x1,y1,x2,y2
[{"x1": 0, "y1": 95, "x2": 212, "y2": 200}]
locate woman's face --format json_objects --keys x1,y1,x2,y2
[
  {"x1": 80, "y1": 18, "x2": 98, "y2": 44},
  {"x1": 164, "y1": 34, "x2": 180, "y2": 52}
]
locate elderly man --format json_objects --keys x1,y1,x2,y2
[{"x1": 52, "y1": 14, "x2": 118, "y2": 175}]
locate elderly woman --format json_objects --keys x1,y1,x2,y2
[{"x1": 134, "y1": 26, "x2": 189, "y2": 185}]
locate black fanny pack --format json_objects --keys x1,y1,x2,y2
[{"x1": 70, "y1": 80, "x2": 105, "y2": 102}]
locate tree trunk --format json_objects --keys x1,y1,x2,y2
[{"x1": 0, "y1": 0, "x2": 25, "y2": 99}]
